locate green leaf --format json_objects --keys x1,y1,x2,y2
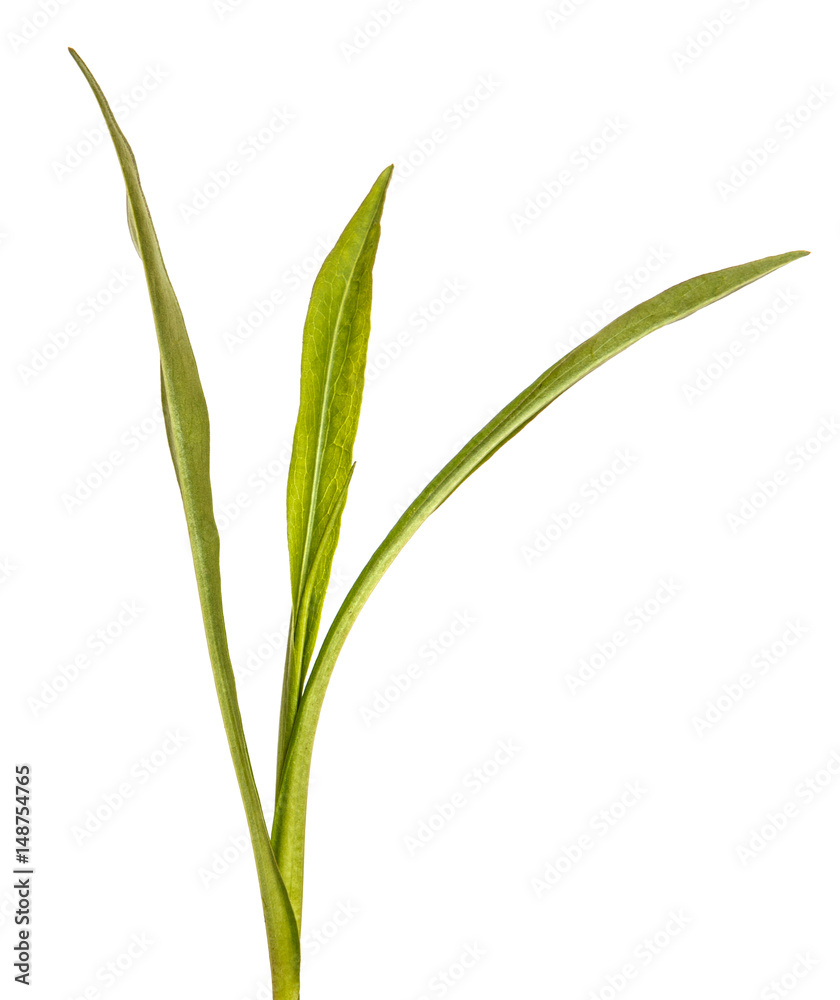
[
  {"x1": 276, "y1": 168, "x2": 392, "y2": 785},
  {"x1": 271, "y1": 248, "x2": 809, "y2": 926},
  {"x1": 69, "y1": 49, "x2": 301, "y2": 999}
]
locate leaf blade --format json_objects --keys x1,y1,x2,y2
[
  {"x1": 69, "y1": 48, "x2": 301, "y2": 995},
  {"x1": 277, "y1": 168, "x2": 392, "y2": 775},
  {"x1": 272, "y1": 248, "x2": 809, "y2": 924}
]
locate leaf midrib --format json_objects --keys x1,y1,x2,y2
[{"x1": 295, "y1": 242, "x2": 367, "y2": 607}]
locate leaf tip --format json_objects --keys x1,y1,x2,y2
[
  {"x1": 779, "y1": 250, "x2": 810, "y2": 271},
  {"x1": 67, "y1": 47, "x2": 95, "y2": 87},
  {"x1": 373, "y1": 164, "x2": 394, "y2": 199}
]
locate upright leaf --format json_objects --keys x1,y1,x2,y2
[
  {"x1": 272, "y1": 249, "x2": 809, "y2": 927},
  {"x1": 277, "y1": 167, "x2": 392, "y2": 782},
  {"x1": 69, "y1": 49, "x2": 301, "y2": 999}
]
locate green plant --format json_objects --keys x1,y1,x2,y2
[{"x1": 69, "y1": 48, "x2": 808, "y2": 1000}]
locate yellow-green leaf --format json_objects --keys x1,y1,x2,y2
[
  {"x1": 272, "y1": 249, "x2": 809, "y2": 930},
  {"x1": 277, "y1": 167, "x2": 392, "y2": 782}
]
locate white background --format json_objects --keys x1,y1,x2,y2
[{"x1": 2, "y1": 1, "x2": 838, "y2": 998}]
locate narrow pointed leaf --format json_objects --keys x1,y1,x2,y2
[
  {"x1": 277, "y1": 168, "x2": 392, "y2": 779},
  {"x1": 69, "y1": 49, "x2": 301, "y2": 997},
  {"x1": 272, "y1": 248, "x2": 809, "y2": 925}
]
